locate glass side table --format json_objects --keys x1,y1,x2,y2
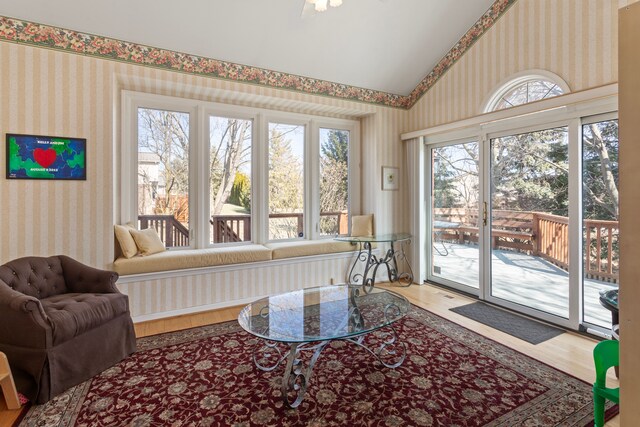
[{"x1": 335, "y1": 233, "x2": 414, "y2": 293}]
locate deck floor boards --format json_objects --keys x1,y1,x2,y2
[{"x1": 432, "y1": 243, "x2": 617, "y2": 327}]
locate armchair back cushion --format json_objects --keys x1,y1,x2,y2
[{"x1": 0, "y1": 256, "x2": 68, "y2": 299}]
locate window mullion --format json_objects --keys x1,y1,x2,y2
[
  {"x1": 194, "y1": 104, "x2": 208, "y2": 249},
  {"x1": 308, "y1": 120, "x2": 319, "y2": 240},
  {"x1": 121, "y1": 94, "x2": 138, "y2": 225},
  {"x1": 255, "y1": 114, "x2": 268, "y2": 244},
  {"x1": 568, "y1": 118, "x2": 583, "y2": 329}
]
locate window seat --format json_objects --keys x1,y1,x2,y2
[
  {"x1": 113, "y1": 244, "x2": 273, "y2": 275},
  {"x1": 265, "y1": 240, "x2": 356, "y2": 260},
  {"x1": 113, "y1": 240, "x2": 360, "y2": 276}
]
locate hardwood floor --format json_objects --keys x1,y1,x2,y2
[{"x1": 0, "y1": 283, "x2": 619, "y2": 426}]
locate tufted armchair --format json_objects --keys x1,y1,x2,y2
[{"x1": 0, "y1": 255, "x2": 136, "y2": 403}]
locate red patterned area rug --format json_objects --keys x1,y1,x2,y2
[{"x1": 17, "y1": 306, "x2": 617, "y2": 426}]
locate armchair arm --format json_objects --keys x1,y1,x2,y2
[
  {"x1": 59, "y1": 255, "x2": 120, "y2": 294},
  {"x1": 0, "y1": 281, "x2": 52, "y2": 349}
]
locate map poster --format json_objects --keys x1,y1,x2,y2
[{"x1": 6, "y1": 133, "x2": 86, "y2": 180}]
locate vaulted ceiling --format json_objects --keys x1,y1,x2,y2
[{"x1": 0, "y1": 0, "x2": 496, "y2": 96}]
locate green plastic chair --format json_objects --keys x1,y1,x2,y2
[{"x1": 592, "y1": 340, "x2": 620, "y2": 427}]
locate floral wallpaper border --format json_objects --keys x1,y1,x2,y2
[{"x1": 0, "y1": 0, "x2": 515, "y2": 110}]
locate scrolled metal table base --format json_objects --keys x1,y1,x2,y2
[
  {"x1": 253, "y1": 339, "x2": 286, "y2": 372},
  {"x1": 344, "y1": 323, "x2": 406, "y2": 369},
  {"x1": 252, "y1": 303, "x2": 407, "y2": 409},
  {"x1": 280, "y1": 341, "x2": 329, "y2": 408},
  {"x1": 346, "y1": 240, "x2": 414, "y2": 292}
]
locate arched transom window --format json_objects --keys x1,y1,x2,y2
[
  {"x1": 493, "y1": 80, "x2": 563, "y2": 110},
  {"x1": 484, "y1": 72, "x2": 569, "y2": 113}
]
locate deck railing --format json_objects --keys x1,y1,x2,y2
[
  {"x1": 584, "y1": 219, "x2": 619, "y2": 282},
  {"x1": 138, "y1": 211, "x2": 348, "y2": 247},
  {"x1": 532, "y1": 212, "x2": 569, "y2": 270},
  {"x1": 138, "y1": 215, "x2": 190, "y2": 247},
  {"x1": 210, "y1": 214, "x2": 251, "y2": 243},
  {"x1": 211, "y1": 211, "x2": 348, "y2": 243},
  {"x1": 433, "y1": 208, "x2": 619, "y2": 282}
]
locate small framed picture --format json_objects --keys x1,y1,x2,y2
[{"x1": 382, "y1": 166, "x2": 399, "y2": 191}]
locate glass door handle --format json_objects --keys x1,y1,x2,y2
[{"x1": 482, "y1": 202, "x2": 487, "y2": 226}]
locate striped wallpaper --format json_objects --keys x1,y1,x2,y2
[
  {"x1": 407, "y1": 0, "x2": 625, "y2": 130},
  {"x1": 0, "y1": 42, "x2": 406, "y2": 270},
  {"x1": 0, "y1": 41, "x2": 407, "y2": 317}
]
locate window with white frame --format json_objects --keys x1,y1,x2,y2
[
  {"x1": 209, "y1": 115, "x2": 253, "y2": 244},
  {"x1": 136, "y1": 107, "x2": 191, "y2": 248},
  {"x1": 484, "y1": 72, "x2": 569, "y2": 113},
  {"x1": 319, "y1": 128, "x2": 350, "y2": 236},
  {"x1": 492, "y1": 79, "x2": 563, "y2": 110},
  {"x1": 121, "y1": 91, "x2": 360, "y2": 249},
  {"x1": 268, "y1": 122, "x2": 306, "y2": 240}
]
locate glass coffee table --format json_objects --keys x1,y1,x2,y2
[{"x1": 238, "y1": 285, "x2": 410, "y2": 408}]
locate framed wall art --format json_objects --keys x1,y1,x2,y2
[
  {"x1": 6, "y1": 133, "x2": 86, "y2": 180},
  {"x1": 382, "y1": 166, "x2": 399, "y2": 191}
]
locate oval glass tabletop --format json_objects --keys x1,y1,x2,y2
[
  {"x1": 334, "y1": 233, "x2": 411, "y2": 244},
  {"x1": 238, "y1": 285, "x2": 410, "y2": 343}
]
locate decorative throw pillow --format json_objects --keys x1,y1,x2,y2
[
  {"x1": 351, "y1": 214, "x2": 374, "y2": 237},
  {"x1": 114, "y1": 224, "x2": 138, "y2": 259},
  {"x1": 130, "y1": 228, "x2": 166, "y2": 256}
]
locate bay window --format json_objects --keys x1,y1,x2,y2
[{"x1": 121, "y1": 91, "x2": 359, "y2": 249}]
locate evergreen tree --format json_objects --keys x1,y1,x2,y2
[
  {"x1": 268, "y1": 127, "x2": 304, "y2": 238},
  {"x1": 319, "y1": 130, "x2": 349, "y2": 233}
]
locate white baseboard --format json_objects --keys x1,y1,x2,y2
[{"x1": 132, "y1": 296, "x2": 260, "y2": 323}]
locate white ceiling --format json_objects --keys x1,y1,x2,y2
[{"x1": 0, "y1": 0, "x2": 495, "y2": 96}]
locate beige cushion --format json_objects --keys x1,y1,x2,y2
[
  {"x1": 266, "y1": 240, "x2": 356, "y2": 260},
  {"x1": 351, "y1": 214, "x2": 374, "y2": 237},
  {"x1": 114, "y1": 224, "x2": 138, "y2": 259},
  {"x1": 113, "y1": 245, "x2": 273, "y2": 275},
  {"x1": 130, "y1": 228, "x2": 166, "y2": 256}
]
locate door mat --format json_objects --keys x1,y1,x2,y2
[{"x1": 450, "y1": 301, "x2": 565, "y2": 344}]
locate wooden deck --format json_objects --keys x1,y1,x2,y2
[{"x1": 432, "y1": 243, "x2": 617, "y2": 328}]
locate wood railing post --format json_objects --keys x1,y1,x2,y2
[
  {"x1": 297, "y1": 214, "x2": 304, "y2": 237},
  {"x1": 585, "y1": 221, "x2": 592, "y2": 278},
  {"x1": 607, "y1": 224, "x2": 614, "y2": 275},
  {"x1": 244, "y1": 218, "x2": 251, "y2": 241},
  {"x1": 165, "y1": 220, "x2": 173, "y2": 247},
  {"x1": 531, "y1": 213, "x2": 539, "y2": 256},
  {"x1": 214, "y1": 219, "x2": 221, "y2": 243}
]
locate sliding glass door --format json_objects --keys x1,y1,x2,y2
[
  {"x1": 429, "y1": 141, "x2": 480, "y2": 293},
  {"x1": 488, "y1": 127, "x2": 570, "y2": 318},
  {"x1": 426, "y1": 113, "x2": 618, "y2": 333},
  {"x1": 582, "y1": 118, "x2": 619, "y2": 329}
]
